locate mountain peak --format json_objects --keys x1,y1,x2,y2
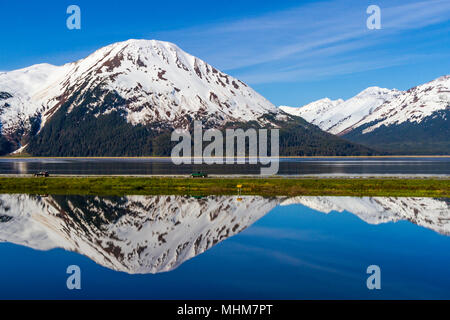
[
  {"x1": 109, "y1": 38, "x2": 180, "y2": 49},
  {"x1": 89, "y1": 39, "x2": 185, "y2": 60},
  {"x1": 356, "y1": 86, "x2": 399, "y2": 97}
]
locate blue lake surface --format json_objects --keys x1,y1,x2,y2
[
  {"x1": 0, "y1": 157, "x2": 449, "y2": 176},
  {"x1": 0, "y1": 194, "x2": 449, "y2": 299}
]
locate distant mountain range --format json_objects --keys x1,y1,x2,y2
[
  {"x1": 1, "y1": 39, "x2": 447, "y2": 156},
  {"x1": 280, "y1": 76, "x2": 450, "y2": 154},
  {"x1": 0, "y1": 195, "x2": 448, "y2": 274},
  {"x1": 0, "y1": 39, "x2": 374, "y2": 157}
]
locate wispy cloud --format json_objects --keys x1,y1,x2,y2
[
  {"x1": 154, "y1": 0, "x2": 450, "y2": 84},
  {"x1": 238, "y1": 53, "x2": 446, "y2": 84}
]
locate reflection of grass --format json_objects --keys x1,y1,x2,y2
[{"x1": 0, "y1": 177, "x2": 448, "y2": 197}]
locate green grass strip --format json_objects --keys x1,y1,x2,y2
[{"x1": 0, "y1": 177, "x2": 448, "y2": 197}]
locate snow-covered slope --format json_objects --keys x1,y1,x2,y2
[
  {"x1": 279, "y1": 98, "x2": 343, "y2": 133},
  {"x1": 351, "y1": 75, "x2": 450, "y2": 135},
  {"x1": 280, "y1": 87, "x2": 401, "y2": 135},
  {"x1": 0, "y1": 194, "x2": 277, "y2": 274},
  {"x1": 0, "y1": 39, "x2": 278, "y2": 148},
  {"x1": 282, "y1": 196, "x2": 450, "y2": 235},
  {"x1": 53, "y1": 39, "x2": 278, "y2": 126},
  {"x1": 0, "y1": 63, "x2": 71, "y2": 136},
  {"x1": 280, "y1": 98, "x2": 343, "y2": 123},
  {"x1": 279, "y1": 76, "x2": 449, "y2": 137}
]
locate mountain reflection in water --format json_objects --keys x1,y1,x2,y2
[{"x1": 0, "y1": 194, "x2": 448, "y2": 274}]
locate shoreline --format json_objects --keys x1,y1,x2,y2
[
  {"x1": 0, "y1": 176, "x2": 448, "y2": 197},
  {"x1": 1, "y1": 155, "x2": 450, "y2": 159},
  {"x1": 0, "y1": 174, "x2": 449, "y2": 178}
]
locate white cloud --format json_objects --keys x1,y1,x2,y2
[{"x1": 154, "y1": 0, "x2": 450, "y2": 83}]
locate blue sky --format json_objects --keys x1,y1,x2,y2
[{"x1": 0, "y1": 0, "x2": 449, "y2": 106}]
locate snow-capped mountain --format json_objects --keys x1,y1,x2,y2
[
  {"x1": 280, "y1": 87, "x2": 402, "y2": 135},
  {"x1": 0, "y1": 63, "x2": 69, "y2": 137},
  {"x1": 279, "y1": 98, "x2": 344, "y2": 131},
  {"x1": 280, "y1": 76, "x2": 450, "y2": 154},
  {"x1": 0, "y1": 194, "x2": 277, "y2": 274},
  {"x1": 0, "y1": 40, "x2": 277, "y2": 137},
  {"x1": 347, "y1": 75, "x2": 450, "y2": 135},
  {"x1": 0, "y1": 39, "x2": 375, "y2": 156}
]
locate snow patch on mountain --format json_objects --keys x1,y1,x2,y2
[{"x1": 280, "y1": 97, "x2": 343, "y2": 124}]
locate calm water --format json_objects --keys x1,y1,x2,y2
[
  {"x1": 0, "y1": 157, "x2": 449, "y2": 176},
  {"x1": 0, "y1": 194, "x2": 449, "y2": 299}
]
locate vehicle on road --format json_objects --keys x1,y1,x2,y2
[
  {"x1": 191, "y1": 172, "x2": 208, "y2": 178},
  {"x1": 34, "y1": 171, "x2": 49, "y2": 177}
]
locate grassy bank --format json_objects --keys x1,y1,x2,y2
[{"x1": 0, "y1": 177, "x2": 448, "y2": 197}]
